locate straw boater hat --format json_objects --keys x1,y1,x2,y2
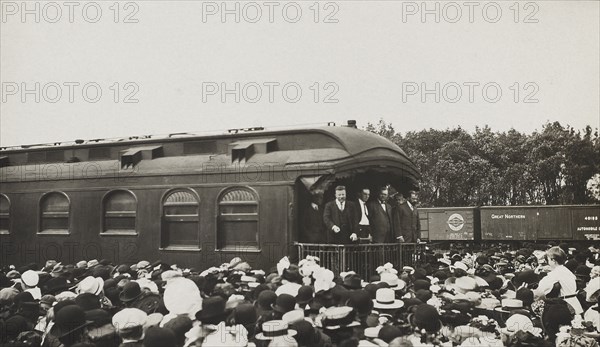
[
  {"x1": 373, "y1": 288, "x2": 404, "y2": 310},
  {"x1": 255, "y1": 320, "x2": 297, "y2": 340},
  {"x1": 320, "y1": 306, "x2": 360, "y2": 330}
]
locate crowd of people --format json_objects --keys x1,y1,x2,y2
[
  {"x1": 302, "y1": 185, "x2": 421, "y2": 245},
  {"x1": 1, "y1": 242, "x2": 600, "y2": 347}
]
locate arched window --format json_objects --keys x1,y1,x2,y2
[
  {"x1": 161, "y1": 189, "x2": 200, "y2": 249},
  {"x1": 0, "y1": 194, "x2": 9, "y2": 234},
  {"x1": 217, "y1": 187, "x2": 259, "y2": 251},
  {"x1": 103, "y1": 190, "x2": 137, "y2": 234},
  {"x1": 40, "y1": 192, "x2": 70, "y2": 234}
]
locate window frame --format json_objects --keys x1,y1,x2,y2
[
  {"x1": 160, "y1": 188, "x2": 201, "y2": 251},
  {"x1": 38, "y1": 191, "x2": 70, "y2": 235},
  {"x1": 216, "y1": 186, "x2": 260, "y2": 252},
  {"x1": 0, "y1": 194, "x2": 10, "y2": 235},
  {"x1": 101, "y1": 189, "x2": 138, "y2": 236}
]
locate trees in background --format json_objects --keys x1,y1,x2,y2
[{"x1": 365, "y1": 120, "x2": 600, "y2": 207}]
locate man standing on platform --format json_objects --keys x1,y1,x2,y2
[
  {"x1": 355, "y1": 188, "x2": 372, "y2": 243},
  {"x1": 394, "y1": 190, "x2": 421, "y2": 243},
  {"x1": 367, "y1": 186, "x2": 394, "y2": 243},
  {"x1": 323, "y1": 186, "x2": 359, "y2": 244},
  {"x1": 301, "y1": 189, "x2": 325, "y2": 243}
]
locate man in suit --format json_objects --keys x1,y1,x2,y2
[
  {"x1": 394, "y1": 190, "x2": 421, "y2": 243},
  {"x1": 355, "y1": 188, "x2": 372, "y2": 242},
  {"x1": 367, "y1": 186, "x2": 394, "y2": 243},
  {"x1": 323, "y1": 185, "x2": 359, "y2": 244},
  {"x1": 301, "y1": 189, "x2": 325, "y2": 243}
]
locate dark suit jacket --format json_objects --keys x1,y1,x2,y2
[
  {"x1": 323, "y1": 200, "x2": 359, "y2": 244},
  {"x1": 393, "y1": 202, "x2": 420, "y2": 243},
  {"x1": 367, "y1": 200, "x2": 394, "y2": 243},
  {"x1": 302, "y1": 203, "x2": 325, "y2": 243}
]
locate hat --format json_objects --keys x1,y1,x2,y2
[
  {"x1": 321, "y1": 306, "x2": 360, "y2": 330},
  {"x1": 21, "y1": 270, "x2": 39, "y2": 287},
  {"x1": 454, "y1": 277, "x2": 477, "y2": 293},
  {"x1": 379, "y1": 273, "x2": 406, "y2": 291},
  {"x1": 273, "y1": 294, "x2": 297, "y2": 314},
  {"x1": 0, "y1": 287, "x2": 19, "y2": 302},
  {"x1": 163, "y1": 315, "x2": 193, "y2": 345},
  {"x1": 499, "y1": 313, "x2": 542, "y2": 336},
  {"x1": 378, "y1": 325, "x2": 403, "y2": 343},
  {"x1": 234, "y1": 303, "x2": 257, "y2": 326},
  {"x1": 585, "y1": 277, "x2": 600, "y2": 302},
  {"x1": 143, "y1": 326, "x2": 176, "y2": 347},
  {"x1": 373, "y1": 288, "x2": 404, "y2": 309},
  {"x1": 120, "y1": 281, "x2": 143, "y2": 303},
  {"x1": 195, "y1": 296, "x2": 227, "y2": 324},
  {"x1": 43, "y1": 277, "x2": 69, "y2": 295},
  {"x1": 163, "y1": 277, "x2": 202, "y2": 315},
  {"x1": 516, "y1": 287, "x2": 534, "y2": 306},
  {"x1": 84, "y1": 308, "x2": 111, "y2": 326},
  {"x1": 343, "y1": 274, "x2": 363, "y2": 290},
  {"x1": 203, "y1": 322, "x2": 249, "y2": 346},
  {"x1": 255, "y1": 320, "x2": 297, "y2": 340},
  {"x1": 256, "y1": 290, "x2": 278, "y2": 310},
  {"x1": 112, "y1": 308, "x2": 147, "y2": 332},
  {"x1": 494, "y1": 299, "x2": 524, "y2": 313},
  {"x1": 282, "y1": 309, "x2": 305, "y2": 324},
  {"x1": 77, "y1": 276, "x2": 104, "y2": 295},
  {"x1": 410, "y1": 304, "x2": 441, "y2": 333},
  {"x1": 75, "y1": 293, "x2": 101, "y2": 311},
  {"x1": 76, "y1": 260, "x2": 88, "y2": 268},
  {"x1": 413, "y1": 279, "x2": 431, "y2": 292},
  {"x1": 348, "y1": 290, "x2": 374, "y2": 315},
  {"x1": 292, "y1": 320, "x2": 318, "y2": 346},
  {"x1": 296, "y1": 285, "x2": 314, "y2": 306},
  {"x1": 53, "y1": 305, "x2": 93, "y2": 338}
]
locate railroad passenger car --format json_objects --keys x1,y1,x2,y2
[{"x1": 0, "y1": 121, "x2": 421, "y2": 269}]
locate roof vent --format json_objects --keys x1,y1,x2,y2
[
  {"x1": 347, "y1": 120, "x2": 357, "y2": 128},
  {"x1": 228, "y1": 138, "x2": 277, "y2": 163},
  {"x1": 120, "y1": 145, "x2": 163, "y2": 169}
]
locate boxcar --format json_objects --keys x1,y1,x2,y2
[
  {"x1": 480, "y1": 205, "x2": 600, "y2": 241},
  {"x1": 0, "y1": 122, "x2": 420, "y2": 269},
  {"x1": 418, "y1": 207, "x2": 479, "y2": 241}
]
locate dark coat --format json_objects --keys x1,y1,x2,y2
[
  {"x1": 323, "y1": 200, "x2": 359, "y2": 244},
  {"x1": 302, "y1": 203, "x2": 325, "y2": 243},
  {"x1": 393, "y1": 202, "x2": 420, "y2": 243},
  {"x1": 367, "y1": 200, "x2": 394, "y2": 243}
]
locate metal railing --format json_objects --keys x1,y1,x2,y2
[{"x1": 294, "y1": 243, "x2": 423, "y2": 279}]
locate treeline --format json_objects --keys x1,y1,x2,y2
[{"x1": 365, "y1": 120, "x2": 600, "y2": 207}]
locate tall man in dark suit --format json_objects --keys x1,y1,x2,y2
[
  {"x1": 301, "y1": 189, "x2": 325, "y2": 243},
  {"x1": 367, "y1": 186, "x2": 394, "y2": 243},
  {"x1": 394, "y1": 190, "x2": 421, "y2": 243},
  {"x1": 355, "y1": 188, "x2": 372, "y2": 242},
  {"x1": 323, "y1": 186, "x2": 359, "y2": 244}
]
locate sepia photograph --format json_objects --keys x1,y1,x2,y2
[{"x1": 1, "y1": 1, "x2": 599, "y2": 346}]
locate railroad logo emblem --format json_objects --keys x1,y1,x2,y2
[{"x1": 447, "y1": 213, "x2": 465, "y2": 231}]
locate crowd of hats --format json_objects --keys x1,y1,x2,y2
[{"x1": 1, "y1": 243, "x2": 600, "y2": 347}]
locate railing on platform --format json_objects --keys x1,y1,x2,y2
[{"x1": 294, "y1": 243, "x2": 423, "y2": 280}]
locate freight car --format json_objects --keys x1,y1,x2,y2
[
  {"x1": 0, "y1": 121, "x2": 420, "y2": 269},
  {"x1": 419, "y1": 205, "x2": 600, "y2": 243}
]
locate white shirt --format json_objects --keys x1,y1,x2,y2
[
  {"x1": 406, "y1": 200, "x2": 414, "y2": 211},
  {"x1": 537, "y1": 265, "x2": 583, "y2": 314},
  {"x1": 336, "y1": 200, "x2": 345, "y2": 211},
  {"x1": 358, "y1": 200, "x2": 369, "y2": 225},
  {"x1": 380, "y1": 201, "x2": 386, "y2": 212}
]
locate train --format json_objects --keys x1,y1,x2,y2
[
  {"x1": 0, "y1": 121, "x2": 421, "y2": 269},
  {"x1": 419, "y1": 205, "x2": 600, "y2": 242}
]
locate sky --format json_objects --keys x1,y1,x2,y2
[{"x1": 1, "y1": 0, "x2": 599, "y2": 147}]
